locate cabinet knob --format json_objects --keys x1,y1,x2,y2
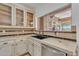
[
  {"x1": 0, "y1": 48, "x2": 2, "y2": 49},
  {"x1": 32, "y1": 43, "x2": 34, "y2": 46},
  {"x1": 20, "y1": 40, "x2": 23, "y2": 41},
  {"x1": 12, "y1": 44, "x2": 14, "y2": 46},
  {"x1": 3, "y1": 43, "x2": 8, "y2": 45},
  {"x1": 16, "y1": 43, "x2": 17, "y2": 45}
]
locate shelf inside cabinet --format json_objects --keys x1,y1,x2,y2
[{"x1": 27, "y1": 12, "x2": 34, "y2": 27}]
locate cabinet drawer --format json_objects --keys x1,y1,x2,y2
[{"x1": 0, "y1": 40, "x2": 14, "y2": 56}]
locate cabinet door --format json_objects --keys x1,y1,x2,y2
[
  {"x1": 33, "y1": 41, "x2": 42, "y2": 56},
  {"x1": 0, "y1": 4, "x2": 11, "y2": 25},
  {"x1": 0, "y1": 40, "x2": 14, "y2": 56},
  {"x1": 15, "y1": 39, "x2": 27, "y2": 56},
  {"x1": 27, "y1": 12, "x2": 34, "y2": 27},
  {"x1": 42, "y1": 45, "x2": 66, "y2": 56},
  {"x1": 16, "y1": 8, "x2": 24, "y2": 26},
  {"x1": 28, "y1": 39, "x2": 34, "y2": 56}
]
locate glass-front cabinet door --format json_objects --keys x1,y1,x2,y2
[
  {"x1": 16, "y1": 8, "x2": 24, "y2": 26},
  {"x1": 0, "y1": 4, "x2": 11, "y2": 26},
  {"x1": 0, "y1": 3, "x2": 35, "y2": 28},
  {"x1": 27, "y1": 12, "x2": 34, "y2": 27}
]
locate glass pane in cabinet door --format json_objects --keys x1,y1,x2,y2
[
  {"x1": 27, "y1": 12, "x2": 33, "y2": 27},
  {"x1": 0, "y1": 4, "x2": 11, "y2": 25},
  {"x1": 16, "y1": 8, "x2": 24, "y2": 26}
]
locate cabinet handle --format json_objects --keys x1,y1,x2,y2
[
  {"x1": 15, "y1": 43, "x2": 17, "y2": 45},
  {"x1": 66, "y1": 53, "x2": 67, "y2": 56},
  {"x1": 3, "y1": 43, "x2": 8, "y2": 45},
  {"x1": 20, "y1": 40, "x2": 23, "y2": 41},
  {"x1": 0, "y1": 48, "x2": 1, "y2": 49},
  {"x1": 12, "y1": 44, "x2": 14, "y2": 46},
  {"x1": 32, "y1": 43, "x2": 34, "y2": 46}
]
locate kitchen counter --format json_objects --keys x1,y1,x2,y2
[
  {"x1": 30, "y1": 35, "x2": 77, "y2": 56},
  {"x1": 0, "y1": 33, "x2": 77, "y2": 56}
]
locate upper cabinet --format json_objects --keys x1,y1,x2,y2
[
  {"x1": 0, "y1": 3, "x2": 35, "y2": 28},
  {"x1": 16, "y1": 8, "x2": 24, "y2": 26},
  {"x1": 27, "y1": 12, "x2": 34, "y2": 27},
  {"x1": 0, "y1": 4, "x2": 11, "y2": 25}
]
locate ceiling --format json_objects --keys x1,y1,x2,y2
[
  {"x1": 20, "y1": 3, "x2": 45, "y2": 9},
  {"x1": 20, "y1": 3, "x2": 68, "y2": 9},
  {"x1": 20, "y1": 3, "x2": 70, "y2": 17}
]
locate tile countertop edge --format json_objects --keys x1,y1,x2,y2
[{"x1": 0, "y1": 33, "x2": 35, "y2": 37}]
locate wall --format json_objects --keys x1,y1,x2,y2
[{"x1": 72, "y1": 3, "x2": 79, "y2": 55}]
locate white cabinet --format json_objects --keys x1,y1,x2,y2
[
  {"x1": 0, "y1": 35, "x2": 28, "y2": 56},
  {"x1": 42, "y1": 44, "x2": 66, "y2": 56},
  {"x1": 15, "y1": 40, "x2": 27, "y2": 55},
  {"x1": 33, "y1": 41, "x2": 42, "y2": 56},
  {"x1": 27, "y1": 37, "x2": 42, "y2": 56},
  {"x1": 14, "y1": 37, "x2": 28, "y2": 56},
  {"x1": 0, "y1": 4, "x2": 12, "y2": 26},
  {"x1": 0, "y1": 40, "x2": 14, "y2": 56},
  {"x1": 0, "y1": 3, "x2": 34, "y2": 27},
  {"x1": 27, "y1": 37, "x2": 67, "y2": 56},
  {"x1": 27, "y1": 39, "x2": 34, "y2": 56}
]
